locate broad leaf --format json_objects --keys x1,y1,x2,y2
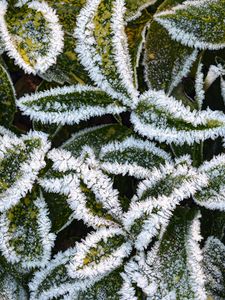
[
  {"x1": 75, "y1": 0, "x2": 139, "y2": 106},
  {"x1": 155, "y1": 0, "x2": 225, "y2": 50},
  {"x1": 67, "y1": 228, "x2": 132, "y2": 280},
  {"x1": 194, "y1": 154, "x2": 225, "y2": 210},
  {"x1": 131, "y1": 90, "x2": 225, "y2": 145},
  {"x1": 0, "y1": 64, "x2": 16, "y2": 127},
  {"x1": 129, "y1": 209, "x2": 207, "y2": 299},
  {"x1": 99, "y1": 136, "x2": 172, "y2": 179},
  {"x1": 1, "y1": 1, "x2": 64, "y2": 74},
  {"x1": 0, "y1": 131, "x2": 50, "y2": 211},
  {"x1": 203, "y1": 237, "x2": 225, "y2": 299},
  {"x1": 17, "y1": 85, "x2": 126, "y2": 125},
  {"x1": 125, "y1": 0, "x2": 157, "y2": 21},
  {"x1": 0, "y1": 192, "x2": 55, "y2": 269},
  {"x1": 122, "y1": 159, "x2": 207, "y2": 250}
]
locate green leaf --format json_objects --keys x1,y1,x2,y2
[
  {"x1": 0, "y1": 64, "x2": 16, "y2": 127},
  {"x1": 17, "y1": 85, "x2": 126, "y2": 125},
  {"x1": 0, "y1": 192, "x2": 55, "y2": 269},
  {"x1": 144, "y1": 20, "x2": 198, "y2": 94},
  {"x1": 125, "y1": 0, "x2": 157, "y2": 21},
  {"x1": 2, "y1": 1, "x2": 64, "y2": 74},
  {"x1": 0, "y1": 264, "x2": 28, "y2": 300},
  {"x1": 130, "y1": 209, "x2": 207, "y2": 299},
  {"x1": 155, "y1": 0, "x2": 225, "y2": 50},
  {"x1": 0, "y1": 131, "x2": 50, "y2": 211},
  {"x1": 131, "y1": 90, "x2": 225, "y2": 145},
  {"x1": 75, "y1": 0, "x2": 139, "y2": 106},
  {"x1": 203, "y1": 237, "x2": 225, "y2": 299},
  {"x1": 194, "y1": 154, "x2": 225, "y2": 211}
]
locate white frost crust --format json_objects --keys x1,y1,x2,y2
[
  {"x1": 195, "y1": 63, "x2": 205, "y2": 109},
  {"x1": 186, "y1": 212, "x2": 207, "y2": 300},
  {"x1": 221, "y1": 77, "x2": 225, "y2": 105},
  {"x1": 0, "y1": 131, "x2": 50, "y2": 212},
  {"x1": 154, "y1": 0, "x2": 225, "y2": 50},
  {"x1": 123, "y1": 163, "x2": 208, "y2": 250},
  {"x1": 29, "y1": 248, "x2": 98, "y2": 300},
  {"x1": 0, "y1": 1, "x2": 64, "y2": 74},
  {"x1": 99, "y1": 136, "x2": 172, "y2": 179},
  {"x1": 118, "y1": 271, "x2": 138, "y2": 300},
  {"x1": 67, "y1": 227, "x2": 132, "y2": 279},
  {"x1": 131, "y1": 89, "x2": 225, "y2": 145},
  {"x1": 126, "y1": 0, "x2": 157, "y2": 22},
  {"x1": 17, "y1": 85, "x2": 126, "y2": 125},
  {"x1": 0, "y1": 195, "x2": 55, "y2": 268},
  {"x1": 74, "y1": 0, "x2": 138, "y2": 107},
  {"x1": 205, "y1": 64, "x2": 225, "y2": 90}
]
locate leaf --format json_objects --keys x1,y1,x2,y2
[
  {"x1": 99, "y1": 136, "x2": 172, "y2": 179},
  {"x1": 129, "y1": 209, "x2": 207, "y2": 299},
  {"x1": 194, "y1": 154, "x2": 225, "y2": 211},
  {"x1": 0, "y1": 264, "x2": 28, "y2": 300},
  {"x1": 0, "y1": 64, "x2": 16, "y2": 127},
  {"x1": 122, "y1": 158, "x2": 208, "y2": 250},
  {"x1": 17, "y1": 85, "x2": 126, "y2": 125},
  {"x1": 154, "y1": 0, "x2": 225, "y2": 50},
  {"x1": 75, "y1": 0, "x2": 139, "y2": 106},
  {"x1": 144, "y1": 20, "x2": 198, "y2": 94},
  {"x1": 125, "y1": 0, "x2": 157, "y2": 21},
  {"x1": 203, "y1": 237, "x2": 225, "y2": 299},
  {"x1": 0, "y1": 1, "x2": 64, "y2": 74},
  {"x1": 0, "y1": 131, "x2": 50, "y2": 211},
  {"x1": 67, "y1": 228, "x2": 132, "y2": 280},
  {"x1": 29, "y1": 248, "x2": 96, "y2": 300},
  {"x1": 131, "y1": 90, "x2": 225, "y2": 145},
  {"x1": 0, "y1": 192, "x2": 55, "y2": 269}
]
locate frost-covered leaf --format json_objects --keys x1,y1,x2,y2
[
  {"x1": 29, "y1": 248, "x2": 96, "y2": 300},
  {"x1": 154, "y1": 0, "x2": 225, "y2": 50},
  {"x1": 131, "y1": 90, "x2": 225, "y2": 145},
  {"x1": 128, "y1": 209, "x2": 207, "y2": 299},
  {"x1": 17, "y1": 85, "x2": 126, "y2": 125},
  {"x1": 0, "y1": 265, "x2": 28, "y2": 300},
  {"x1": 0, "y1": 64, "x2": 16, "y2": 127},
  {"x1": 122, "y1": 159, "x2": 208, "y2": 250},
  {"x1": 203, "y1": 237, "x2": 225, "y2": 299},
  {"x1": 125, "y1": 0, "x2": 157, "y2": 21},
  {"x1": 144, "y1": 20, "x2": 198, "y2": 94},
  {"x1": 67, "y1": 228, "x2": 132, "y2": 280},
  {"x1": 0, "y1": 1, "x2": 64, "y2": 74},
  {"x1": 194, "y1": 154, "x2": 225, "y2": 211},
  {"x1": 75, "y1": 0, "x2": 139, "y2": 106},
  {"x1": 99, "y1": 136, "x2": 172, "y2": 179},
  {"x1": 0, "y1": 131, "x2": 50, "y2": 211},
  {"x1": 0, "y1": 192, "x2": 55, "y2": 269}
]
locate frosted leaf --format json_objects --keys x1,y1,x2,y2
[
  {"x1": 125, "y1": 0, "x2": 157, "y2": 21},
  {"x1": 131, "y1": 90, "x2": 225, "y2": 145},
  {"x1": 16, "y1": 85, "x2": 126, "y2": 125},
  {"x1": 155, "y1": 0, "x2": 225, "y2": 50}
]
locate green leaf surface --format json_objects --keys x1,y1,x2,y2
[{"x1": 125, "y1": 0, "x2": 157, "y2": 20}]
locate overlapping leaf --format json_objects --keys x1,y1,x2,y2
[
  {"x1": 125, "y1": 0, "x2": 157, "y2": 21},
  {"x1": 17, "y1": 85, "x2": 126, "y2": 125},
  {"x1": 155, "y1": 0, "x2": 225, "y2": 50},
  {"x1": 131, "y1": 90, "x2": 225, "y2": 145}
]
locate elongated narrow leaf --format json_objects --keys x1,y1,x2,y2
[
  {"x1": 99, "y1": 136, "x2": 172, "y2": 179},
  {"x1": 0, "y1": 193, "x2": 55, "y2": 269},
  {"x1": 0, "y1": 64, "x2": 16, "y2": 127},
  {"x1": 0, "y1": 1, "x2": 64, "y2": 74},
  {"x1": 29, "y1": 248, "x2": 96, "y2": 300},
  {"x1": 0, "y1": 265, "x2": 28, "y2": 300},
  {"x1": 75, "y1": 0, "x2": 139, "y2": 106},
  {"x1": 203, "y1": 237, "x2": 225, "y2": 299},
  {"x1": 125, "y1": 0, "x2": 157, "y2": 21},
  {"x1": 144, "y1": 20, "x2": 198, "y2": 94},
  {"x1": 122, "y1": 158, "x2": 208, "y2": 250},
  {"x1": 194, "y1": 154, "x2": 225, "y2": 210},
  {"x1": 131, "y1": 90, "x2": 225, "y2": 145},
  {"x1": 154, "y1": 0, "x2": 225, "y2": 50},
  {"x1": 17, "y1": 85, "x2": 126, "y2": 125},
  {"x1": 0, "y1": 131, "x2": 50, "y2": 211},
  {"x1": 67, "y1": 228, "x2": 132, "y2": 280},
  {"x1": 128, "y1": 209, "x2": 207, "y2": 299}
]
